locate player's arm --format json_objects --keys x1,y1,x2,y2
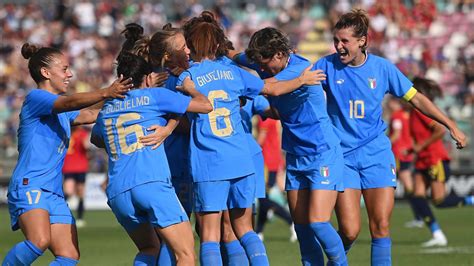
[
  {"x1": 54, "y1": 76, "x2": 132, "y2": 114},
  {"x1": 90, "y1": 131, "x2": 105, "y2": 149},
  {"x1": 176, "y1": 77, "x2": 213, "y2": 113},
  {"x1": 139, "y1": 115, "x2": 181, "y2": 150},
  {"x1": 408, "y1": 92, "x2": 467, "y2": 149},
  {"x1": 257, "y1": 126, "x2": 268, "y2": 146},
  {"x1": 261, "y1": 66, "x2": 326, "y2": 96},
  {"x1": 412, "y1": 121, "x2": 446, "y2": 153}
]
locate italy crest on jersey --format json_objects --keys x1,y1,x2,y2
[
  {"x1": 320, "y1": 166, "x2": 330, "y2": 177},
  {"x1": 368, "y1": 78, "x2": 376, "y2": 89}
]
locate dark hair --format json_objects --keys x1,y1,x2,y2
[
  {"x1": 245, "y1": 27, "x2": 291, "y2": 62},
  {"x1": 21, "y1": 43, "x2": 63, "y2": 83},
  {"x1": 334, "y1": 9, "x2": 369, "y2": 51},
  {"x1": 182, "y1": 11, "x2": 228, "y2": 61},
  {"x1": 148, "y1": 23, "x2": 182, "y2": 68},
  {"x1": 118, "y1": 23, "x2": 145, "y2": 60},
  {"x1": 117, "y1": 52, "x2": 152, "y2": 88},
  {"x1": 412, "y1": 76, "x2": 443, "y2": 101}
]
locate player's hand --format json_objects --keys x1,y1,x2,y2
[
  {"x1": 169, "y1": 66, "x2": 186, "y2": 76},
  {"x1": 299, "y1": 65, "x2": 326, "y2": 86},
  {"x1": 149, "y1": 72, "x2": 169, "y2": 87},
  {"x1": 139, "y1": 125, "x2": 172, "y2": 149},
  {"x1": 176, "y1": 77, "x2": 195, "y2": 94},
  {"x1": 450, "y1": 126, "x2": 467, "y2": 149},
  {"x1": 103, "y1": 75, "x2": 133, "y2": 99}
]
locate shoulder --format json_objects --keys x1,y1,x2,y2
[
  {"x1": 314, "y1": 53, "x2": 339, "y2": 68},
  {"x1": 367, "y1": 54, "x2": 394, "y2": 68}
]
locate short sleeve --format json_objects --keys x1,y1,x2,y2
[
  {"x1": 177, "y1": 71, "x2": 192, "y2": 87},
  {"x1": 252, "y1": 95, "x2": 270, "y2": 115},
  {"x1": 65, "y1": 110, "x2": 80, "y2": 123},
  {"x1": 386, "y1": 63, "x2": 414, "y2": 98},
  {"x1": 274, "y1": 59, "x2": 310, "y2": 81},
  {"x1": 24, "y1": 89, "x2": 59, "y2": 118},
  {"x1": 237, "y1": 67, "x2": 264, "y2": 98},
  {"x1": 150, "y1": 88, "x2": 191, "y2": 115}
]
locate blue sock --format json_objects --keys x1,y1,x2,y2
[
  {"x1": 133, "y1": 253, "x2": 156, "y2": 266},
  {"x1": 371, "y1": 238, "x2": 391, "y2": 266},
  {"x1": 464, "y1": 195, "x2": 474, "y2": 206},
  {"x1": 200, "y1": 241, "x2": 222, "y2": 266},
  {"x1": 2, "y1": 240, "x2": 44, "y2": 266},
  {"x1": 294, "y1": 224, "x2": 324, "y2": 265},
  {"x1": 50, "y1": 256, "x2": 79, "y2": 266},
  {"x1": 158, "y1": 243, "x2": 175, "y2": 266},
  {"x1": 429, "y1": 222, "x2": 441, "y2": 233},
  {"x1": 239, "y1": 231, "x2": 269, "y2": 266},
  {"x1": 224, "y1": 240, "x2": 249, "y2": 266},
  {"x1": 310, "y1": 222, "x2": 347, "y2": 266}
]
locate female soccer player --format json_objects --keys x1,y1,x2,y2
[
  {"x1": 91, "y1": 51, "x2": 212, "y2": 266},
  {"x1": 409, "y1": 77, "x2": 474, "y2": 247},
  {"x1": 314, "y1": 9, "x2": 466, "y2": 265},
  {"x1": 180, "y1": 13, "x2": 324, "y2": 266},
  {"x1": 235, "y1": 27, "x2": 347, "y2": 266},
  {"x1": 3, "y1": 43, "x2": 132, "y2": 266},
  {"x1": 386, "y1": 97, "x2": 422, "y2": 228},
  {"x1": 62, "y1": 125, "x2": 91, "y2": 228}
]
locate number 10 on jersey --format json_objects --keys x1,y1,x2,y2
[{"x1": 349, "y1": 100, "x2": 365, "y2": 119}]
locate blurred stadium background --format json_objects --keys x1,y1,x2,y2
[{"x1": 0, "y1": 0, "x2": 473, "y2": 265}]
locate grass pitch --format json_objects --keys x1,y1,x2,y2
[{"x1": 1, "y1": 203, "x2": 473, "y2": 265}]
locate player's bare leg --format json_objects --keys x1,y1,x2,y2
[
  {"x1": 49, "y1": 223, "x2": 80, "y2": 260},
  {"x1": 19, "y1": 209, "x2": 52, "y2": 251},
  {"x1": 363, "y1": 188, "x2": 394, "y2": 239},
  {"x1": 127, "y1": 223, "x2": 161, "y2": 258},
  {"x1": 156, "y1": 221, "x2": 195, "y2": 266},
  {"x1": 335, "y1": 188, "x2": 362, "y2": 248}
]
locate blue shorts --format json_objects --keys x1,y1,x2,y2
[
  {"x1": 8, "y1": 187, "x2": 74, "y2": 231},
  {"x1": 171, "y1": 175, "x2": 194, "y2": 214},
  {"x1": 108, "y1": 181, "x2": 188, "y2": 233},
  {"x1": 194, "y1": 175, "x2": 255, "y2": 212},
  {"x1": 343, "y1": 134, "x2": 397, "y2": 190},
  {"x1": 285, "y1": 145, "x2": 344, "y2": 192},
  {"x1": 253, "y1": 152, "x2": 266, "y2": 199}
]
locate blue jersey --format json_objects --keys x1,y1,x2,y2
[
  {"x1": 314, "y1": 53, "x2": 416, "y2": 154},
  {"x1": 162, "y1": 73, "x2": 191, "y2": 178},
  {"x1": 237, "y1": 53, "x2": 340, "y2": 155},
  {"x1": 178, "y1": 59, "x2": 264, "y2": 182},
  {"x1": 240, "y1": 96, "x2": 270, "y2": 155},
  {"x1": 9, "y1": 89, "x2": 79, "y2": 196},
  {"x1": 92, "y1": 88, "x2": 191, "y2": 199}
]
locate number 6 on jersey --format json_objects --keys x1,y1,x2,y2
[{"x1": 208, "y1": 90, "x2": 233, "y2": 137}]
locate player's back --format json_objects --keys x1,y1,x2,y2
[
  {"x1": 180, "y1": 60, "x2": 256, "y2": 182},
  {"x1": 94, "y1": 87, "x2": 190, "y2": 198}
]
